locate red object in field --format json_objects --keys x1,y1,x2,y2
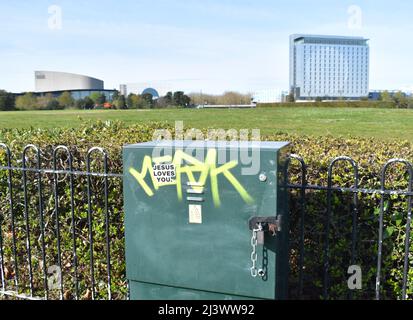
[{"x1": 103, "y1": 102, "x2": 113, "y2": 109}]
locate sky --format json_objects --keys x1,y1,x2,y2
[{"x1": 0, "y1": 0, "x2": 412, "y2": 94}]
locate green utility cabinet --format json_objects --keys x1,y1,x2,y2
[{"x1": 123, "y1": 141, "x2": 290, "y2": 300}]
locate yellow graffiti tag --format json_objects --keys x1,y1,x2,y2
[{"x1": 128, "y1": 149, "x2": 254, "y2": 207}]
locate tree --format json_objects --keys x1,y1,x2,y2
[
  {"x1": 89, "y1": 92, "x2": 107, "y2": 106},
  {"x1": 189, "y1": 93, "x2": 217, "y2": 105},
  {"x1": 90, "y1": 92, "x2": 101, "y2": 104},
  {"x1": 75, "y1": 97, "x2": 95, "y2": 110},
  {"x1": 58, "y1": 91, "x2": 75, "y2": 108},
  {"x1": 165, "y1": 92, "x2": 173, "y2": 105},
  {"x1": 46, "y1": 99, "x2": 61, "y2": 110},
  {"x1": 155, "y1": 96, "x2": 171, "y2": 108},
  {"x1": 393, "y1": 91, "x2": 408, "y2": 108},
  {"x1": 181, "y1": 94, "x2": 191, "y2": 107},
  {"x1": 127, "y1": 93, "x2": 140, "y2": 109},
  {"x1": 141, "y1": 93, "x2": 154, "y2": 109},
  {"x1": 173, "y1": 91, "x2": 184, "y2": 106},
  {"x1": 286, "y1": 92, "x2": 295, "y2": 103},
  {"x1": 127, "y1": 93, "x2": 152, "y2": 109},
  {"x1": 156, "y1": 91, "x2": 189, "y2": 108},
  {"x1": 37, "y1": 93, "x2": 55, "y2": 110},
  {"x1": 15, "y1": 92, "x2": 38, "y2": 110},
  {"x1": 408, "y1": 96, "x2": 413, "y2": 109},
  {"x1": 96, "y1": 94, "x2": 107, "y2": 106},
  {"x1": 380, "y1": 91, "x2": 392, "y2": 103},
  {"x1": 75, "y1": 98, "x2": 85, "y2": 110},
  {"x1": 173, "y1": 91, "x2": 191, "y2": 107},
  {"x1": 0, "y1": 90, "x2": 15, "y2": 111},
  {"x1": 114, "y1": 95, "x2": 127, "y2": 109},
  {"x1": 112, "y1": 90, "x2": 120, "y2": 102},
  {"x1": 219, "y1": 91, "x2": 251, "y2": 105},
  {"x1": 84, "y1": 97, "x2": 95, "y2": 109}
]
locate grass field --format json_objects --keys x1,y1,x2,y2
[{"x1": 0, "y1": 107, "x2": 412, "y2": 141}]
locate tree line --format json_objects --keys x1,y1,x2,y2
[
  {"x1": 285, "y1": 90, "x2": 413, "y2": 108},
  {"x1": 0, "y1": 91, "x2": 112, "y2": 111},
  {"x1": 0, "y1": 90, "x2": 193, "y2": 111},
  {"x1": 1, "y1": 89, "x2": 237, "y2": 111},
  {"x1": 0, "y1": 90, "x2": 15, "y2": 111},
  {"x1": 376, "y1": 91, "x2": 413, "y2": 108},
  {"x1": 4, "y1": 88, "x2": 411, "y2": 110},
  {"x1": 126, "y1": 91, "x2": 191, "y2": 109},
  {"x1": 189, "y1": 91, "x2": 252, "y2": 105}
]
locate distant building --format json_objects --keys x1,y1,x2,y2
[
  {"x1": 126, "y1": 82, "x2": 173, "y2": 97},
  {"x1": 368, "y1": 90, "x2": 409, "y2": 101},
  {"x1": 290, "y1": 34, "x2": 370, "y2": 100},
  {"x1": 119, "y1": 84, "x2": 128, "y2": 97},
  {"x1": 35, "y1": 71, "x2": 104, "y2": 92},
  {"x1": 32, "y1": 71, "x2": 116, "y2": 101},
  {"x1": 141, "y1": 88, "x2": 160, "y2": 99},
  {"x1": 252, "y1": 89, "x2": 288, "y2": 103},
  {"x1": 119, "y1": 84, "x2": 161, "y2": 99}
]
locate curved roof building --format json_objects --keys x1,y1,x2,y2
[
  {"x1": 141, "y1": 88, "x2": 160, "y2": 98},
  {"x1": 35, "y1": 71, "x2": 104, "y2": 92}
]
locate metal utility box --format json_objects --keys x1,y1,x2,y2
[{"x1": 123, "y1": 141, "x2": 290, "y2": 300}]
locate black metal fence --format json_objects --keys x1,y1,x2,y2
[
  {"x1": 0, "y1": 144, "x2": 412, "y2": 300},
  {"x1": 286, "y1": 155, "x2": 413, "y2": 300},
  {"x1": 0, "y1": 144, "x2": 124, "y2": 300}
]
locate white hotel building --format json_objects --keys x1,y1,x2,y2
[{"x1": 290, "y1": 34, "x2": 369, "y2": 100}]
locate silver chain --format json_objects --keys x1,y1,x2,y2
[{"x1": 250, "y1": 223, "x2": 262, "y2": 277}]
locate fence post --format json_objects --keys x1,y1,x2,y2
[
  {"x1": 324, "y1": 157, "x2": 359, "y2": 300},
  {"x1": 376, "y1": 159, "x2": 413, "y2": 300},
  {"x1": 286, "y1": 154, "x2": 307, "y2": 299},
  {"x1": 86, "y1": 147, "x2": 111, "y2": 300}
]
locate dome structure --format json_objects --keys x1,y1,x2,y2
[{"x1": 141, "y1": 88, "x2": 160, "y2": 99}]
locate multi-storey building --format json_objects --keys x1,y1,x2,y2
[{"x1": 290, "y1": 34, "x2": 369, "y2": 100}]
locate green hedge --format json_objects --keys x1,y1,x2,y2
[
  {"x1": 258, "y1": 101, "x2": 397, "y2": 109},
  {"x1": 0, "y1": 121, "x2": 412, "y2": 299},
  {"x1": 270, "y1": 133, "x2": 413, "y2": 299}
]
